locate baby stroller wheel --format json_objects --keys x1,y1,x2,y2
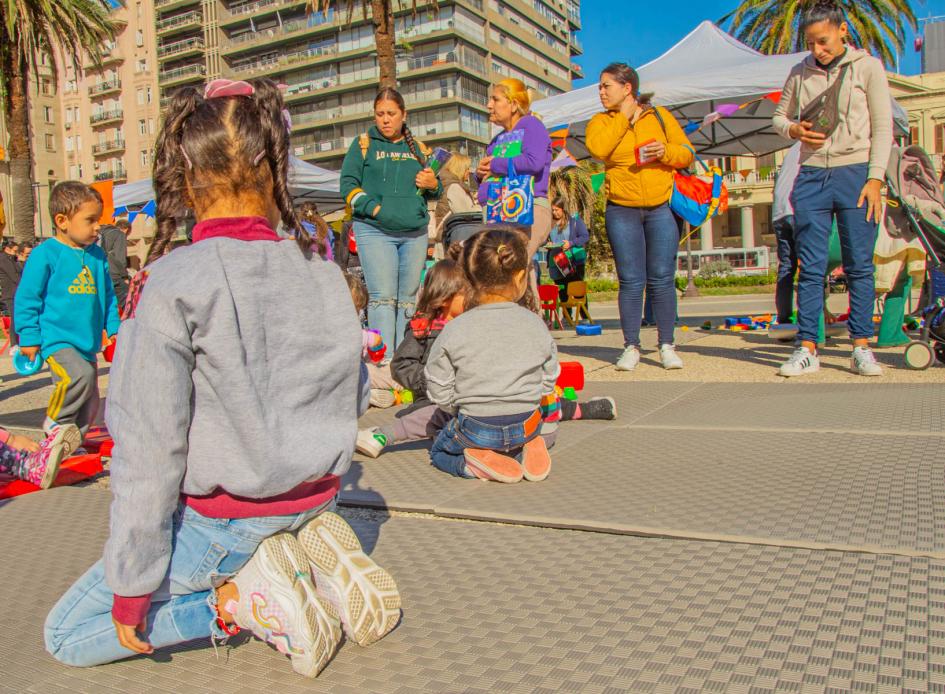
[{"x1": 904, "y1": 340, "x2": 934, "y2": 370}]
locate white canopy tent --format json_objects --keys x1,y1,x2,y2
[
  {"x1": 533, "y1": 21, "x2": 907, "y2": 158},
  {"x1": 113, "y1": 155, "x2": 345, "y2": 213}
]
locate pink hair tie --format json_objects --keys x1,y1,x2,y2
[{"x1": 204, "y1": 79, "x2": 255, "y2": 99}]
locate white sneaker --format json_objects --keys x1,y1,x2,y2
[
  {"x1": 369, "y1": 388, "x2": 396, "y2": 409},
  {"x1": 296, "y1": 511, "x2": 402, "y2": 647},
  {"x1": 355, "y1": 427, "x2": 388, "y2": 458},
  {"x1": 779, "y1": 346, "x2": 820, "y2": 377},
  {"x1": 615, "y1": 345, "x2": 641, "y2": 371},
  {"x1": 659, "y1": 344, "x2": 683, "y2": 370},
  {"x1": 851, "y1": 346, "x2": 883, "y2": 376},
  {"x1": 231, "y1": 533, "x2": 342, "y2": 678}
]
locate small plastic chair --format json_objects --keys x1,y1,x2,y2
[
  {"x1": 538, "y1": 284, "x2": 562, "y2": 329},
  {"x1": 560, "y1": 281, "x2": 591, "y2": 328}
]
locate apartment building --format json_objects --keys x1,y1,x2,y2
[
  {"x1": 0, "y1": 57, "x2": 67, "y2": 238},
  {"x1": 59, "y1": 0, "x2": 160, "y2": 191},
  {"x1": 155, "y1": 0, "x2": 582, "y2": 169}
]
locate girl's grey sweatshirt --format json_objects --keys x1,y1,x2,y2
[{"x1": 103, "y1": 237, "x2": 368, "y2": 600}]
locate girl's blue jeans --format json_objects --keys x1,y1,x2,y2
[
  {"x1": 353, "y1": 221, "x2": 428, "y2": 351},
  {"x1": 44, "y1": 499, "x2": 334, "y2": 667},
  {"x1": 430, "y1": 411, "x2": 537, "y2": 478},
  {"x1": 605, "y1": 202, "x2": 679, "y2": 347}
]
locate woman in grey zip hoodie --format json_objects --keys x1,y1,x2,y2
[{"x1": 772, "y1": 0, "x2": 892, "y2": 379}]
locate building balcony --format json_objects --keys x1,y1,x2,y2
[
  {"x1": 221, "y1": 14, "x2": 340, "y2": 56},
  {"x1": 567, "y1": 4, "x2": 581, "y2": 28},
  {"x1": 155, "y1": 0, "x2": 199, "y2": 11},
  {"x1": 92, "y1": 139, "x2": 126, "y2": 156},
  {"x1": 156, "y1": 10, "x2": 203, "y2": 35},
  {"x1": 294, "y1": 137, "x2": 349, "y2": 160},
  {"x1": 398, "y1": 49, "x2": 487, "y2": 78},
  {"x1": 570, "y1": 62, "x2": 583, "y2": 79},
  {"x1": 94, "y1": 167, "x2": 128, "y2": 182},
  {"x1": 89, "y1": 78, "x2": 122, "y2": 97},
  {"x1": 159, "y1": 62, "x2": 207, "y2": 86},
  {"x1": 220, "y1": 0, "x2": 307, "y2": 25},
  {"x1": 158, "y1": 36, "x2": 205, "y2": 60},
  {"x1": 227, "y1": 43, "x2": 340, "y2": 77},
  {"x1": 570, "y1": 35, "x2": 583, "y2": 55},
  {"x1": 83, "y1": 48, "x2": 123, "y2": 70},
  {"x1": 90, "y1": 109, "x2": 124, "y2": 127}
]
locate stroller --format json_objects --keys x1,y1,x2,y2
[
  {"x1": 441, "y1": 211, "x2": 484, "y2": 247},
  {"x1": 883, "y1": 145, "x2": 945, "y2": 369}
]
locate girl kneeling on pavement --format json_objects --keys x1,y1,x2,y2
[
  {"x1": 44, "y1": 78, "x2": 400, "y2": 679},
  {"x1": 426, "y1": 228, "x2": 560, "y2": 483}
]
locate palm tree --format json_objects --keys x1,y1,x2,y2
[
  {"x1": 313, "y1": 0, "x2": 432, "y2": 90},
  {"x1": 721, "y1": 0, "x2": 917, "y2": 67},
  {"x1": 1, "y1": 0, "x2": 116, "y2": 242}
]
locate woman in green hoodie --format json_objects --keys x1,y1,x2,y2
[{"x1": 340, "y1": 88, "x2": 442, "y2": 350}]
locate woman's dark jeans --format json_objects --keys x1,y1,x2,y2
[{"x1": 605, "y1": 202, "x2": 679, "y2": 347}]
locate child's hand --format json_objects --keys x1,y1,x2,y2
[
  {"x1": 6, "y1": 434, "x2": 40, "y2": 453},
  {"x1": 19, "y1": 345, "x2": 39, "y2": 362},
  {"x1": 113, "y1": 617, "x2": 153, "y2": 655}
]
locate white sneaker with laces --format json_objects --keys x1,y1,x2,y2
[
  {"x1": 355, "y1": 427, "x2": 388, "y2": 458},
  {"x1": 231, "y1": 533, "x2": 341, "y2": 678},
  {"x1": 615, "y1": 345, "x2": 641, "y2": 371},
  {"x1": 659, "y1": 344, "x2": 683, "y2": 370},
  {"x1": 779, "y1": 346, "x2": 820, "y2": 377},
  {"x1": 296, "y1": 512, "x2": 402, "y2": 647},
  {"x1": 851, "y1": 346, "x2": 883, "y2": 376}
]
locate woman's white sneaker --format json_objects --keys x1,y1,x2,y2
[
  {"x1": 659, "y1": 344, "x2": 683, "y2": 370},
  {"x1": 615, "y1": 345, "x2": 641, "y2": 371},
  {"x1": 851, "y1": 346, "x2": 883, "y2": 376},
  {"x1": 231, "y1": 533, "x2": 342, "y2": 678},
  {"x1": 779, "y1": 346, "x2": 820, "y2": 377},
  {"x1": 296, "y1": 512, "x2": 402, "y2": 647}
]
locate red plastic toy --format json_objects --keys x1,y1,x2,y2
[{"x1": 556, "y1": 361, "x2": 585, "y2": 391}]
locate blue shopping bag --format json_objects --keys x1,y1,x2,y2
[{"x1": 485, "y1": 160, "x2": 534, "y2": 226}]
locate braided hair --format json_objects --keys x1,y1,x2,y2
[
  {"x1": 148, "y1": 78, "x2": 313, "y2": 265},
  {"x1": 373, "y1": 87, "x2": 427, "y2": 167}
]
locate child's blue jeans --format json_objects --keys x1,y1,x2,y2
[
  {"x1": 44, "y1": 498, "x2": 334, "y2": 667},
  {"x1": 429, "y1": 410, "x2": 540, "y2": 478}
]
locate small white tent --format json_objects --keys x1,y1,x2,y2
[
  {"x1": 533, "y1": 21, "x2": 907, "y2": 157},
  {"x1": 113, "y1": 156, "x2": 345, "y2": 213}
]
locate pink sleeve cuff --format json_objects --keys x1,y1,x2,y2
[{"x1": 112, "y1": 594, "x2": 152, "y2": 626}]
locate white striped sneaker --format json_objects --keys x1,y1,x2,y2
[
  {"x1": 296, "y1": 512, "x2": 402, "y2": 647},
  {"x1": 231, "y1": 533, "x2": 342, "y2": 678},
  {"x1": 779, "y1": 346, "x2": 820, "y2": 377}
]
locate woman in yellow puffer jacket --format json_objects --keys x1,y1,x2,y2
[{"x1": 586, "y1": 63, "x2": 693, "y2": 372}]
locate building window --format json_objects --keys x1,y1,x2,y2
[
  {"x1": 45, "y1": 134, "x2": 55, "y2": 151},
  {"x1": 136, "y1": 1, "x2": 142, "y2": 17},
  {"x1": 936, "y1": 124, "x2": 945, "y2": 154},
  {"x1": 138, "y1": 119, "x2": 146, "y2": 136},
  {"x1": 146, "y1": 86, "x2": 153, "y2": 104},
  {"x1": 136, "y1": 30, "x2": 144, "y2": 47},
  {"x1": 41, "y1": 79, "x2": 52, "y2": 95},
  {"x1": 140, "y1": 150, "x2": 149, "y2": 167},
  {"x1": 148, "y1": 118, "x2": 155, "y2": 134},
  {"x1": 69, "y1": 165, "x2": 79, "y2": 179},
  {"x1": 137, "y1": 88, "x2": 144, "y2": 106},
  {"x1": 66, "y1": 136, "x2": 74, "y2": 152},
  {"x1": 910, "y1": 125, "x2": 919, "y2": 146},
  {"x1": 136, "y1": 58, "x2": 148, "y2": 74}
]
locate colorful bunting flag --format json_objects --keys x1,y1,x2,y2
[
  {"x1": 590, "y1": 172, "x2": 605, "y2": 193},
  {"x1": 550, "y1": 149, "x2": 578, "y2": 170}
]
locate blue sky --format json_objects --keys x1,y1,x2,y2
[{"x1": 574, "y1": 0, "x2": 945, "y2": 88}]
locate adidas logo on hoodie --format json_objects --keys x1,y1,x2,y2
[{"x1": 68, "y1": 267, "x2": 97, "y2": 295}]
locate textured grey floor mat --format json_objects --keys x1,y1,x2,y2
[
  {"x1": 439, "y1": 428, "x2": 945, "y2": 556},
  {"x1": 4, "y1": 488, "x2": 945, "y2": 693},
  {"x1": 342, "y1": 381, "x2": 699, "y2": 510},
  {"x1": 632, "y1": 382, "x2": 945, "y2": 434}
]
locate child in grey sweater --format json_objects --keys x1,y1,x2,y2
[
  {"x1": 426, "y1": 228, "x2": 559, "y2": 483},
  {"x1": 45, "y1": 78, "x2": 399, "y2": 679}
]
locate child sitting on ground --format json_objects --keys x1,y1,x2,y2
[
  {"x1": 356, "y1": 250, "x2": 616, "y2": 459},
  {"x1": 15, "y1": 182, "x2": 121, "y2": 436},
  {"x1": 0, "y1": 424, "x2": 81, "y2": 489},
  {"x1": 45, "y1": 78, "x2": 399, "y2": 679},
  {"x1": 426, "y1": 227, "x2": 558, "y2": 483}
]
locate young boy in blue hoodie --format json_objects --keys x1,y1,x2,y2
[{"x1": 15, "y1": 181, "x2": 121, "y2": 434}]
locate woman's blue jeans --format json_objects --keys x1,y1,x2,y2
[
  {"x1": 353, "y1": 221, "x2": 428, "y2": 351},
  {"x1": 44, "y1": 499, "x2": 333, "y2": 667},
  {"x1": 605, "y1": 202, "x2": 679, "y2": 347}
]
